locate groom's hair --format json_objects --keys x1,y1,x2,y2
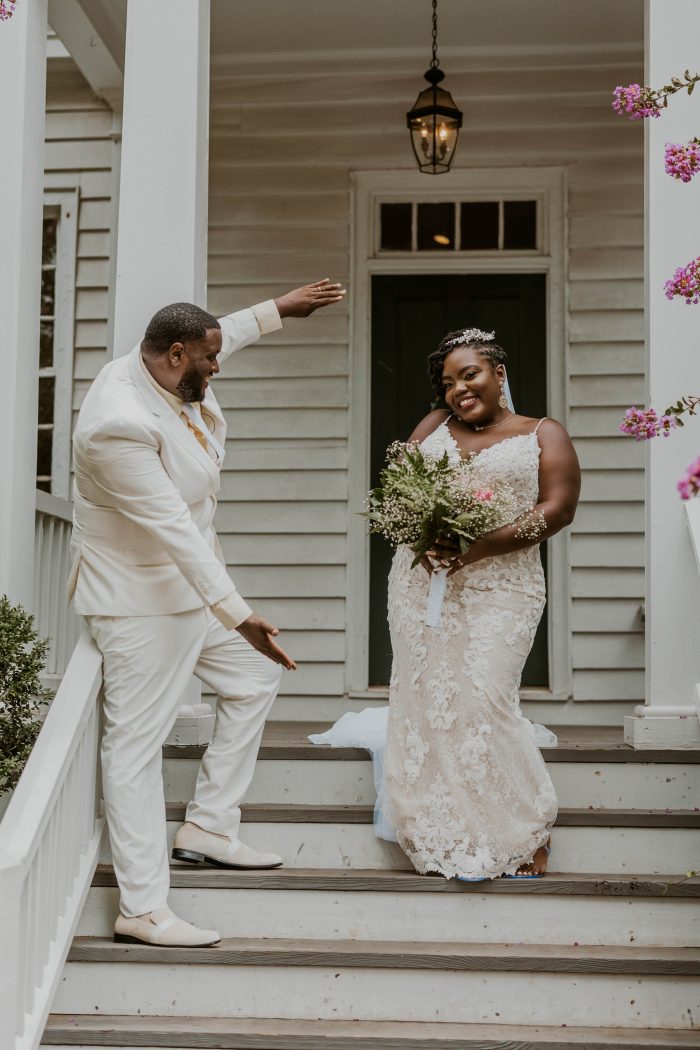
[
  {"x1": 143, "y1": 302, "x2": 220, "y2": 354},
  {"x1": 427, "y1": 330, "x2": 507, "y2": 401}
]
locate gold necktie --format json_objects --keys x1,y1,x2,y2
[{"x1": 180, "y1": 411, "x2": 209, "y2": 452}]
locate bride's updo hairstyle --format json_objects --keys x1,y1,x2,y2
[{"x1": 427, "y1": 328, "x2": 507, "y2": 402}]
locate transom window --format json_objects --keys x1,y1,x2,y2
[{"x1": 379, "y1": 199, "x2": 538, "y2": 253}]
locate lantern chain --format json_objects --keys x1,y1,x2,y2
[{"x1": 430, "y1": 0, "x2": 439, "y2": 68}]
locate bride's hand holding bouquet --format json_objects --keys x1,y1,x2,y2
[{"x1": 365, "y1": 441, "x2": 518, "y2": 626}]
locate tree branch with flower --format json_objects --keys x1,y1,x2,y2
[
  {"x1": 614, "y1": 70, "x2": 700, "y2": 496},
  {"x1": 0, "y1": 1, "x2": 17, "y2": 21}
]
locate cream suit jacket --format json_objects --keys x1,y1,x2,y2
[{"x1": 70, "y1": 304, "x2": 279, "y2": 627}]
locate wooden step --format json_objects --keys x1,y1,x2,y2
[
  {"x1": 164, "y1": 803, "x2": 700, "y2": 827},
  {"x1": 52, "y1": 947, "x2": 700, "y2": 1026},
  {"x1": 67, "y1": 936, "x2": 700, "y2": 976},
  {"x1": 128, "y1": 816, "x2": 697, "y2": 873},
  {"x1": 92, "y1": 865, "x2": 700, "y2": 896},
  {"x1": 42, "y1": 1014, "x2": 700, "y2": 1050},
  {"x1": 164, "y1": 722, "x2": 700, "y2": 763},
  {"x1": 79, "y1": 865, "x2": 696, "y2": 949}
]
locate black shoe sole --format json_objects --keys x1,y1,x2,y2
[
  {"x1": 114, "y1": 932, "x2": 220, "y2": 947},
  {"x1": 171, "y1": 846, "x2": 283, "y2": 870}
]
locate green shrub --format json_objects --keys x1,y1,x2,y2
[{"x1": 0, "y1": 596, "x2": 53, "y2": 795}]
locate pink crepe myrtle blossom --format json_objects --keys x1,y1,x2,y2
[
  {"x1": 664, "y1": 257, "x2": 700, "y2": 305},
  {"x1": 0, "y1": 0, "x2": 17, "y2": 20},
  {"x1": 612, "y1": 84, "x2": 661, "y2": 119},
  {"x1": 619, "y1": 407, "x2": 677, "y2": 441},
  {"x1": 665, "y1": 140, "x2": 700, "y2": 183},
  {"x1": 678, "y1": 457, "x2": 700, "y2": 500},
  {"x1": 612, "y1": 72, "x2": 700, "y2": 120},
  {"x1": 473, "y1": 489, "x2": 494, "y2": 502}
]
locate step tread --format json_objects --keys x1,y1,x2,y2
[
  {"x1": 68, "y1": 936, "x2": 700, "y2": 974},
  {"x1": 93, "y1": 864, "x2": 700, "y2": 896},
  {"x1": 163, "y1": 722, "x2": 700, "y2": 763},
  {"x1": 42, "y1": 1014, "x2": 700, "y2": 1049},
  {"x1": 164, "y1": 803, "x2": 700, "y2": 827}
]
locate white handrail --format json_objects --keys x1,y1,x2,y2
[
  {"x1": 33, "y1": 490, "x2": 80, "y2": 677},
  {"x1": 0, "y1": 631, "x2": 104, "y2": 1050}
]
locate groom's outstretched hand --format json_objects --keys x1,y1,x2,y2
[
  {"x1": 236, "y1": 614, "x2": 297, "y2": 671},
  {"x1": 275, "y1": 278, "x2": 346, "y2": 318}
]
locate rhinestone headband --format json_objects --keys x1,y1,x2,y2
[{"x1": 443, "y1": 328, "x2": 496, "y2": 350}]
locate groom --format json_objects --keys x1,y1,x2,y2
[{"x1": 70, "y1": 280, "x2": 345, "y2": 947}]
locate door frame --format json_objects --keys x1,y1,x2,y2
[{"x1": 347, "y1": 166, "x2": 570, "y2": 700}]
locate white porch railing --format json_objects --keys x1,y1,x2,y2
[
  {"x1": 0, "y1": 632, "x2": 104, "y2": 1050},
  {"x1": 33, "y1": 490, "x2": 80, "y2": 678},
  {"x1": 684, "y1": 500, "x2": 700, "y2": 725}
]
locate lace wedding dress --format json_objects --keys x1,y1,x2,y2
[{"x1": 382, "y1": 418, "x2": 558, "y2": 879}]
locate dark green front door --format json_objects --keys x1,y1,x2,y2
[{"x1": 369, "y1": 272, "x2": 548, "y2": 687}]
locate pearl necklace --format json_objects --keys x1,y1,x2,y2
[{"x1": 453, "y1": 410, "x2": 514, "y2": 432}]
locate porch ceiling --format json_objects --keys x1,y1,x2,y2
[
  {"x1": 66, "y1": 0, "x2": 644, "y2": 72},
  {"x1": 210, "y1": 0, "x2": 643, "y2": 58}
]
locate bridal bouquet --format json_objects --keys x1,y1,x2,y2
[{"x1": 366, "y1": 441, "x2": 519, "y2": 627}]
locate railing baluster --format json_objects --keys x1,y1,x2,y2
[{"x1": 0, "y1": 496, "x2": 106, "y2": 1050}]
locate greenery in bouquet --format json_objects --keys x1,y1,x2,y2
[
  {"x1": 365, "y1": 441, "x2": 519, "y2": 568},
  {"x1": 0, "y1": 596, "x2": 53, "y2": 796}
]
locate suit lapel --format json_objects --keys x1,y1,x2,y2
[{"x1": 127, "y1": 346, "x2": 220, "y2": 482}]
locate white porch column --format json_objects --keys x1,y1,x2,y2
[
  {"x1": 113, "y1": 0, "x2": 213, "y2": 743},
  {"x1": 0, "y1": 0, "x2": 48, "y2": 610},
  {"x1": 625, "y1": 0, "x2": 700, "y2": 749}
]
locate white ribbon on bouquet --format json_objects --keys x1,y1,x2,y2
[{"x1": 424, "y1": 372, "x2": 515, "y2": 629}]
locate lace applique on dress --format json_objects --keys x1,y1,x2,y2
[{"x1": 383, "y1": 419, "x2": 557, "y2": 880}]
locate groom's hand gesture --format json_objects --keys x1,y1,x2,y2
[
  {"x1": 236, "y1": 613, "x2": 297, "y2": 671},
  {"x1": 275, "y1": 278, "x2": 346, "y2": 318}
]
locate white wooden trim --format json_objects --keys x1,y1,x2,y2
[
  {"x1": 35, "y1": 488, "x2": 72, "y2": 523},
  {"x1": 47, "y1": 0, "x2": 123, "y2": 106},
  {"x1": 347, "y1": 167, "x2": 570, "y2": 699},
  {"x1": 44, "y1": 190, "x2": 78, "y2": 500},
  {"x1": 0, "y1": 631, "x2": 105, "y2": 1050}
]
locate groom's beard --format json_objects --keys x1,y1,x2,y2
[{"x1": 177, "y1": 367, "x2": 206, "y2": 403}]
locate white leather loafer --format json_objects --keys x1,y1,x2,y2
[
  {"x1": 172, "y1": 821, "x2": 283, "y2": 869},
  {"x1": 114, "y1": 907, "x2": 220, "y2": 947}
]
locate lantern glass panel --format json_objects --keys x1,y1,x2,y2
[
  {"x1": 380, "y1": 203, "x2": 412, "y2": 251},
  {"x1": 417, "y1": 202, "x2": 455, "y2": 250},
  {"x1": 460, "y1": 202, "x2": 499, "y2": 250},
  {"x1": 504, "y1": 200, "x2": 537, "y2": 249}
]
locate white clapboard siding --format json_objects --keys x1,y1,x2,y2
[{"x1": 207, "y1": 48, "x2": 645, "y2": 712}]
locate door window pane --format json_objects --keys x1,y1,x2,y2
[
  {"x1": 40, "y1": 321, "x2": 54, "y2": 369},
  {"x1": 41, "y1": 266, "x2": 55, "y2": 316},
  {"x1": 42, "y1": 218, "x2": 58, "y2": 265},
  {"x1": 460, "y1": 202, "x2": 499, "y2": 250},
  {"x1": 38, "y1": 376, "x2": 55, "y2": 425},
  {"x1": 380, "y1": 203, "x2": 412, "y2": 251},
  {"x1": 417, "y1": 202, "x2": 455, "y2": 251},
  {"x1": 504, "y1": 200, "x2": 537, "y2": 249},
  {"x1": 36, "y1": 429, "x2": 53, "y2": 485}
]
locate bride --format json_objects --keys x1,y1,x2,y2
[{"x1": 382, "y1": 327, "x2": 581, "y2": 880}]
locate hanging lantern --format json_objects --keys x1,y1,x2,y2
[{"x1": 407, "y1": 0, "x2": 463, "y2": 175}]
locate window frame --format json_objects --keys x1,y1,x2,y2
[{"x1": 40, "y1": 190, "x2": 78, "y2": 499}]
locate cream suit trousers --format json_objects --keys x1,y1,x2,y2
[{"x1": 87, "y1": 608, "x2": 282, "y2": 917}]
